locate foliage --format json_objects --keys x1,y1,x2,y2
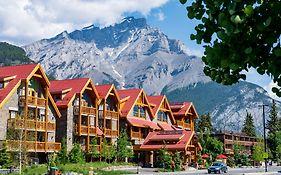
[
  {"x1": 57, "y1": 138, "x2": 68, "y2": 164},
  {"x1": 116, "y1": 130, "x2": 133, "y2": 161},
  {"x1": 226, "y1": 156, "x2": 235, "y2": 167},
  {"x1": 0, "y1": 142, "x2": 12, "y2": 168},
  {"x1": 199, "y1": 129, "x2": 223, "y2": 161},
  {"x1": 241, "y1": 112, "x2": 256, "y2": 137},
  {"x1": 158, "y1": 147, "x2": 172, "y2": 169},
  {"x1": 252, "y1": 142, "x2": 265, "y2": 162},
  {"x1": 68, "y1": 143, "x2": 85, "y2": 163},
  {"x1": 179, "y1": 0, "x2": 281, "y2": 96},
  {"x1": 276, "y1": 131, "x2": 281, "y2": 161},
  {"x1": 90, "y1": 138, "x2": 100, "y2": 160},
  {"x1": 197, "y1": 113, "x2": 213, "y2": 132},
  {"x1": 47, "y1": 153, "x2": 58, "y2": 167},
  {"x1": 233, "y1": 143, "x2": 244, "y2": 166},
  {"x1": 101, "y1": 139, "x2": 116, "y2": 163},
  {"x1": 0, "y1": 42, "x2": 33, "y2": 66},
  {"x1": 173, "y1": 151, "x2": 182, "y2": 170},
  {"x1": 267, "y1": 100, "x2": 281, "y2": 160}
]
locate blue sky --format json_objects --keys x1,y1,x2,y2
[{"x1": 0, "y1": 0, "x2": 277, "y2": 99}]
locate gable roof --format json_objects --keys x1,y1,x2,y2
[
  {"x1": 95, "y1": 84, "x2": 120, "y2": 102},
  {"x1": 170, "y1": 102, "x2": 198, "y2": 118},
  {"x1": 0, "y1": 63, "x2": 61, "y2": 117},
  {"x1": 117, "y1": 88, "x2": 153, "y2": 118},
  {"x1": 147, "y1": 95, "x2": 175, "y2": 124},
  {"x1": 140, "y1": 130, "x2": 196, "y2": 151},
  {"x1": 50, "y1": 78, "x2": 99, "y2": 108}
]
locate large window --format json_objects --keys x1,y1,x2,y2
[
  {"x1": 9, "y1": 110, "x2": 18, "y2": 119},
  {"x1": 157, "y1": 111, "x2": 168, "y2": 122},
  {"x1": 140, "y1": 106, "x2": 146, "y2": 118},
  {"x1": 106, "y1": 97, "x2": 117, "y2": 111},
  {"x1": 133, "y1": 105, "x2": 138, "y2": 117}
]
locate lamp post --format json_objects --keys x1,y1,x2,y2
[{"x1": 261, "y1": 104, "x2": 269, "y2": 172}]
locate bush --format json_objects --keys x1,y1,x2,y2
[{"x1": 68, "y1": 144, "x2": 85, "y2": 163}]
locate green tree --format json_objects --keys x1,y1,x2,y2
[
  {"x1": 252, "y1": 142, "x2": 265, "y2": 162},
  {"x1": 158, "y1": 147, "x2": 172, "y2": 169},
  {"x1": 101, "y1": 139, "x2": 116, "y2": 163},
  {"x1": 0, "y1": 143, "x2": 12, "y2": 168},
  {"x1": 276, "y1": 131, "x2": 281, "y2": 163},
  {"x1": 116, "y1": 130, "x2": 133, "y2": 162},
  {"x1": 241, "y1": 112, "x2": 256, "y2": 137},
  {"x1": 267, "y1": 100, "x2": 281, "y2": 160},
  {"x1": 57, "y1": 138, "x2": 68, "y2": 164},
  {"x1": 233, "y1": 143, "x2": 243, "y2": 166},
  {"x1": 174, "y1": 151, "x2": 182, "y2": 170},
  {"x1": 68, "y1": 143, "x2": 85, "y2": 163},
  {"x1": 179, "y1": 0, "x2": 281, "y2": 97},
  {"x1": 197, "y1": 113, "x2": 213, "y2": 132},
  {"x1": 90, "y1": 138, "x2": 100, "y2": 161}
]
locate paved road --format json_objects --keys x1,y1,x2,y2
[{"x1": 123, "y1": 166, "x2": 281, "y2": 175}]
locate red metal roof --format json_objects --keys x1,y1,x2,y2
[
  {"x1": 95, "y1": 84, "x2": 113, "y2": 99},
  {"x1": 117, "y1": 89, "x2": 144, "y2": 117},
  {"x1": 140, "y1": 130, "x2": 194, "y2": 151},
  {"x1": 170, "y1": 102, "x2": 198, "y2": 118},
  {"x1": 147, "y1": 96, "x2": 164, "y2": 116},
  {"x1": 157, "y1": 122, "x2": 174, "y2": 131},
  {"x1": 50, "y1": 78, "x2": 97, "y2": 108},
  {"x1": 127, "y1": 117, "x2": 160, "y2": 130},
  {"x1": 0, "y1": 64, "x2": 38, "y2": 105}
]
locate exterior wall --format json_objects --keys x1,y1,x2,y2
[
  {"x1": 67, "y1": 105, "x2": 74, "y2": 152},
  {"x1": 0, "y1": 87, "x2": 20, "y2": 140}
]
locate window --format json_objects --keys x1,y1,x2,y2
[
  {"x1": 133, "y1": 105, "x2": 138, "y2": 117},
  {"x1": 9, "y1": 110, "x2": 18, "y2": 119},
  {"x1": 163, "y1": 113, "x2": 167, "y2": 122},
  {"x1": 106, "y1": 97, "x2": 116, "y2": 111},
  {"x1": 140, "y1": 106, "x2": 145, "y2": 118},
  {"x1": 0, "y1": 82, "x2": 4, "y2": 89},
  {"x1": 185, "y1": 118, "x2": 190, "y2": 124},
  {"x1": 157, "y1": 111, "x2": 168, "y2": 122}
]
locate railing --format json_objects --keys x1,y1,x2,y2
[
  {"x1": 104, "y1": 129, "x2": 118, "y2": 136},
  {"x1": 7, "y1": 119, "x2": 56, "y2": 131},
  {"x1": 81, "y1": 106, "x2": 96, "y2": 115},
  {"x1": 19, "y1": 96, "x2": 46, "y2": 107},
  {"x1": 176, "y1": 121, "x2": 191, "y2": 129},
  {"x1": 5, "y1": 140, "x2": 61, "y2": 152},
  {"x1": 77, "y1": 125, "x2": 96, "y2": 135},
  {"x1": 105, "y1": 111, "x2": 118, "y2": 119}
]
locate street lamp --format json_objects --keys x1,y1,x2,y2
[{"x1": 261, "y1": 104, "x2": 269, "y2": 172}]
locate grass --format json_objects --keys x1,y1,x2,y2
[{"x1": 10, "y1": 162, "x2": 136, "y2": 175}]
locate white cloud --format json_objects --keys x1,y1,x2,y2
[
  {"x1": 155, "y1": 11, "x2": 165, "y2": 21},
  {"x1": 264, "y1": 80, "x2": 281, "y2": 101},
  {"x1": 0, "y1": 0, "x2": 169, "y2": 45}
]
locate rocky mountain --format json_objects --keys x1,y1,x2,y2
[{"x1": 23, "y1": 17, "x2": 279, "y2": 133}]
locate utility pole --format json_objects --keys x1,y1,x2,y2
[{"x1": 262, "y1": 104, "x2": 269, "y2": 173}]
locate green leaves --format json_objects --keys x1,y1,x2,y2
[
  {"x1": 244, "y1": 5, "x2": 254, "y2": 16},
  {"x1": 179, "y1": 0, "x2": 187, "y2": 4}
]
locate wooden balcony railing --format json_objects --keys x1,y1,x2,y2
[
  {"x1": 19, "y1": 96, "x2": 46, "y2": 107},
  {"x1": 131, "y1": 131, "x2": 145, "y2": 139},
  {"x1": 105, "y1": 111, "x2": 118, "y2": 119},
  {"x1": 176, "y1": 121, "x2": 191, "y2": 129},
  {"x1": 81, "y1": 106, "x2": 96, "y2": 115},
  {"x1": 104, "y1": 129, "x2": 118, "y2": 136},
  {"x1": 76, "y1": 125, "x2": 96, "y2": 135},
  {"x1": 8, "y1": 119, "x2": 56, "y2": 131},
  {"x1": 5, "y1": 140, "x2": 61, "y2": 152}
]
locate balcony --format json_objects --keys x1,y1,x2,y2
[
  {"x1": 81, "y1": 106, "x2": 96, "y2": 115},
  {"x1": 8, "y1": 119, "x2": 56, "y2": 131},
  {"x1": 131, "y1": 131, "x2": 145, "y2": 139},
  {"x1": 76, "y1": 125, "x2": 96, "y2": 135},
  {"x1": 176, "y1": 121, "x2": 191, "y2": 129},
  {"x1": 104, "y1": 128, "x2": 118, "y2": 137},
  {"x1": 105, "y1": 111, "x2": 118, "y2": 119},
  {"x1": 5, "y1": 140, "x2": 61, "y2": 152},
  {"x1": 19, "y1": 96, "x2": 46, "y2": 107}
]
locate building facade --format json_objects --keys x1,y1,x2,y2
[
  {"x1": 0, "y1": 64, "x2": 61, "y2": 162},
  {"x1": 50, "y1": 78, "x2": 101, "y2": 152}
]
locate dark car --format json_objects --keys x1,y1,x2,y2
[{"x1": 208, "y1": 162, "x2": 228, "y2": 174}]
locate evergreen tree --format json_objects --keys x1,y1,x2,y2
[
  {"x1": 158, "y1": 147, "x2": 172, "y2": 169},
  {"x1": 68, "y1": 143, "x2": 85, "y2": 163},
  {"x1": 241, "y1": 112, "x2": 256, "y2": 137},
  {"x1": 267, "y1": 100, "x2": 281, "y2": 160},
  {"x1": 116, "y1": 130, "x2": 133, "y2": 162},
  {"x1": 197, "y1": 113, "x2": 213, "y2": 132},
  {"x1": 57, "y1": 138, "x2": 68, "y2": 164},
  {"x1": 174, "y1": 151, "x2": 182, "y2": 170},
  {"x1": 0, "y1": 143, "x2": 11, "y2": 168}
]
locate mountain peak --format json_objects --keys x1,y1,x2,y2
[{"x1": 119, "y1": 16, "x2": 147, "y2": 28}]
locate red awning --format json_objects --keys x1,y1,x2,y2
[
  {"x1": 157, "y1": 122, "x2": 174, "y2": 131},
  {"x1": 201, "y1": 154, "x2": 209, "y2": 159},
  {"x1": 149, "y1": 133, "x2": 184, "y2": 141},
  {"x1": 216, "y1": 154, "x2": 228, "y2": 159},
  {"x1": 97, "y1": 128, "x2": 103, "y2": 136},
  {"x1": 127, "y1": 117, "x2": 160, "y2": 130}
]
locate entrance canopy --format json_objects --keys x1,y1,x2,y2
[{"x1": 140, "y1": 130, "x2": 200, "y2": 151}]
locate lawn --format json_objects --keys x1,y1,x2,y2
[{"x1": 10, "y1": 162, "x2": 135, "y2": 175}]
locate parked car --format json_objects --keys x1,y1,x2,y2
[{"x1": 208, "y1": 162, "x2": 228, "y2": 174}]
